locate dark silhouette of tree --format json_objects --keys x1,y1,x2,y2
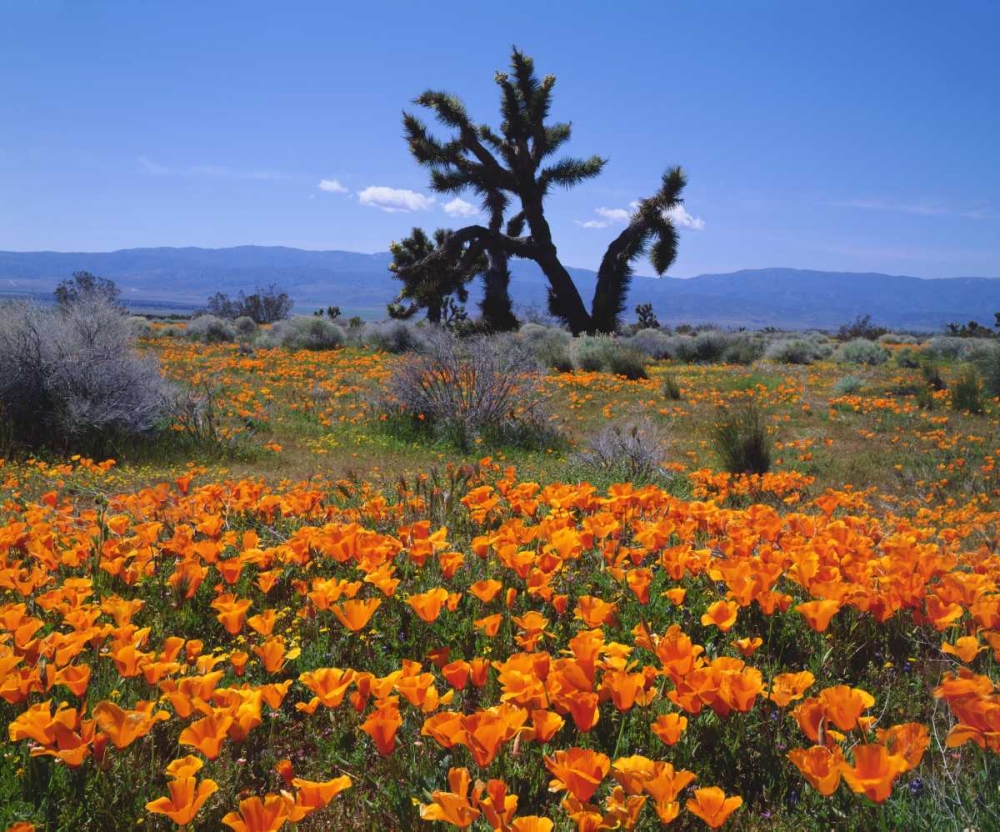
[
  {"x1": 635, "y1": 303, "x2": 660, "y2": 330},
  {"x1": 401, "y1": 48, "x2": 687, "y2": 334},
  {"x1": 204, "y1": 284, "x2": 293, "y2": 324},
  {"x1": 54, "y1": 271, "x2": 121, "y2": 308},
  {"x1": 388, "y1": 227, "x2": 480, "y2": 325}
]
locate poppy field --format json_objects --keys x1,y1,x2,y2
[{"x1": 2, "y1": 339, "x2": 1000, "y2": 831}]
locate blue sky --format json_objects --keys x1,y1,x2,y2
[{"x1": 1, "y1": 1, "x2": 997, "y2": 278}]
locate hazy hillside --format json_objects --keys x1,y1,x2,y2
[{"x1": 1, "y1": 247, "x2": 998, "y2": 330}]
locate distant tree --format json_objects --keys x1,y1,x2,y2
[
  {"x1": 401, "y1": 48, "x2": 687, "y2": 334},
  {"x1": 203, "y1": 285, "x2": 293, "y2": 324},
  {"x1": 635, "y1": 303, "x2": 660, "y2": 330},
  {"x1": 388, "y1": 228, "x2": 479, "y2": 325},
  {"x1": 945, "y1": 320, "x2": 996, "y2": 338},
  {"x1": 54, "y1": 271, "x2": 121, "y2": 308},
  {"x1": 326, "y1": 306, "x2": 341, "y2": 321},
  {"x1": 995, "y1": 311, "x2": 1000, "y2": 330},
  {"x1": 837, "y1": 314, "x2": 886, "y2": 341}
]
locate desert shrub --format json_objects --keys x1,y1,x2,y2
[
  {"x1": 691, "y1": 330, "x2": 729, "y2": 363},
  {"x1": 711, "y1": 400, "x2": 773, "y2": 475},
  {"x1": 234, "y1": 316, "x2": 257, "y2": 337},
  {"x1": 833, "y1": 375, "x2": 865, "y2": 396},
  {"x1": 0, "y1": 300, "x2": 170, "y2": 451},
  {"x1": 878, "y1": 332, "x2": 918, "y2": 345},
  {"x1": 975, "y1": 343, "x2": 1000, "y2": 397},
  {"x1": 625, "y1": 328, "x2": 674, "y2": 360},
  {"x1": 662, "y1": 373, "x2": 683, "y2": 400},
  {"x1": 764, "y1": 338, "x2": 822, "y2": 365},
  {"x1": 571, "y1": 336, "x2": 649, "y2": 378},
  {"x1": 921, "y1": 362, "x2": 947, "y2": 391},
  {"x1": 660, "y1": 335, "x2": 698, "y2": 363},
  {"x1": 380, "y1": 334, "x2": 556, "y2": 450},
  {"x1": 895, "y1": 347, "x2": 921, "y2": 368},
  {"x1": 835, "y1": 338, "x2": 889, "y2": 366},
  {"x1": 519, "y1": 324, "x2": 573, "y2": 371},
  {"x1": 837, "y1": 313, "x2": 886, "y2": 341},
  {"x1": 257, "y1": 316, "x2": 345, "y2": 351},
  {"x1": 721, "y1": 334, "x2": 765, "y2": 365},
  {"x1": 950, "y1": 367, "x2": 985, "y2": 414},
  {"x1": 127, "y1": 316, "x2": 153, "y2": 339},
  {"x1": 606, "y1": 346, "x2": 649, "y2": 380},
  {"x1": 574, "y1": 421, "x2": 670, "y2": 484},
  {"x1": 923, "y1": 336, "x2": 994, "y2": 362},
  {"x1": 187, "y1": 314, "x2": 237, "y2": 343},
  {"x1": 363, "y1": 320, "x2": 429, "y2": 354},
  {"x1": 572, "y1": 335, "x2": 614, "y2": 371}
]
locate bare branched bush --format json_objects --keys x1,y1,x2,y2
[
  {"x1": 169, "y1": 382, "x2": 252, "y2": 448},
  {"x1": 380, "y1": 334, "x2": 557, "y2": 450},
  {"x1": 0, "y1": 299, "x2": 170, "y2": 451},
  {"x1": 574, "y1": 420, "x2": 671, "y2": 484}
]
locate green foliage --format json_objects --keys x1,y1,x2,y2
[
  {"x1": 835, "y1": 338, "x2": 890, "y2": 366},
  {"x1": 950, "y1": 366, "x2": 985, "y2": 414},
  {"x1": 662, "y1": 372, "x2": 683, "y2": 400},
  {"x1": 711, "y1": 400, "x2": 773, "y2": 474}
]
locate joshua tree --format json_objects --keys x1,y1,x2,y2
[
  {"x1": 400, "y1": 47, "x2": 687, "y2": 334},
  {"x1": 388, "y1": 227, "x2": 477, "y2": 325}
]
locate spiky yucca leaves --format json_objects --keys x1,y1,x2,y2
[
  {"x1": 401, "y1": 48, "x2": 685, "y2": 334},
  {"x1": 590, "y1": 168, "x2": 685, "y2": 333},
  {"x1": 388, "y1": 228, "x2": 477, "y2": 325}
]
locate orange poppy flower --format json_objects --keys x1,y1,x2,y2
[
  {"x1": 818, "y1": 685, "x2": 875, "y2": 732},
  {"x1": 787, "y1": 745, "x2": 844, "y2": 796},
  {"x1": 644, "y1": 761, "x2": 697, "y2": 804},
  {"x1": 544, "y1": 747, "x2": 610, "y2": 803},
  {"x1": 509, "y1": 818, "x2": 553, "y2": 832},
  {"x1": 178, "y1": 712, "x2": 234, "y2": 760},
  {"x1": 701, "y1": 600, "x2": 739, "y2": 632},
  {"x1": 529, "y1": 708, "x2": 565, "y2": 744},
  {"x1": 651, "y1": 712, "x2": 688, "y2": 745},
  {"x1": 941, "y1": 636, "x2": 985, "y2": 664},
  {"x1": 419, "y1": 767, "x2": 481, "y2": 828},
  {"x1": 286, "y1": 775, "x2": 352, "y2": 822},
  {"x1": 331, "y1": 598, "x2": 381, "y2": 632},
  {"x1": 221, "y1": 794, "x2": 290, "y2": 832},
  {"x1": 663, "y1": 588, "x2": 687, "y2": 606},
  {"x1": 685, "y1": 786, "x2": 743, "y2": 828},
  {"x1": 475, "y1": 614, "x2": 503, "y2": 637},
  {"x1": 146, "y1": 776, "x2": 219, "y2": 826},
  {"x1": 795, "y1": 599, "x2": 842, "y2": 633},
  {"x1": 838, "y1": 744, "x2": 906, "y2": 803},
  {"x1": 767, "y1": 671, "x2": 815, "y2": 708},
  {"x1": 360, "y1": 701, "x2": 403, "y2": 756},
  {"x1": 876, "y1": 722, "x2": 930, "y2": 772},
  {"x1": 470, "y1": 580, "x2": 504, "y2": 604},
  {"x1": 575, "y1": 596, "x2": 617, "y2": 627},
  {"x1": 732, "y1": 637, "x2": 762, "y2": 657},
  {"x1": 626, "y1": 569, "x2": 653, "y2": 605},
  {"x1": 92, "y1": 700, "x2": 169, "y2": 749},
  {"x1": 407, "y1": 588, "x2": 451, "y2": 623}
]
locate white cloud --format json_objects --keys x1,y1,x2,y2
[
  {"x1": 665, "y1": 204, "x2": 706, "y2": 230},
  {"x1": 594, "y1": 207, "x2": 630, "y2": 223},
  {"x1": 358, "y1": 186, "x2": 435, "y2": 213},
  {"x1": 138, "y1": 155, "x2": 171, "y2": 175},
  {"x1": 443, "y1": 197, "x2": 480, "y2": 218},
  {"x1": 575, "y1": 219, "x2": 611, "y2": 229},
  {"x1": 318, "y1": 178, "x2": 349, "y2": 194}
]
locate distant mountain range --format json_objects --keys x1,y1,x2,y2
[{"x1": 1, "y1": 246, "x2": 998, "y2": 331}]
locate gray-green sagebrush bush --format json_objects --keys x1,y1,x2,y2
[{"x1": 0, "y1": 299, "x2": 170, "y2": 451}]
